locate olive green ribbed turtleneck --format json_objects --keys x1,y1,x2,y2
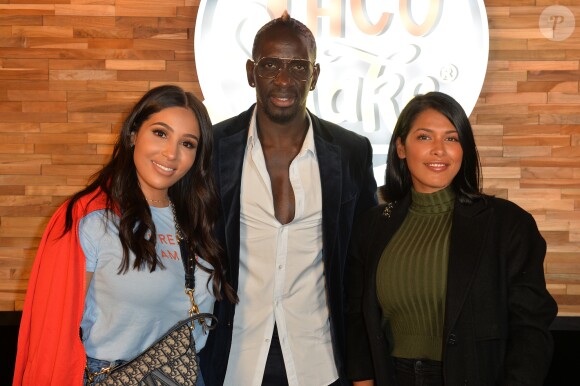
[{"x1": 376, "y1": 186, "x2": 455, "y2": 361}]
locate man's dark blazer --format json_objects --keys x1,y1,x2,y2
[
  {"x1": 200, "y1": 105, "x2": 378, "y2": 385},
  {"x1": 345, "y1": 193, "x2": 558, "y2": 386}
]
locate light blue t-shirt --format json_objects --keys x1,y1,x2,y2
[{"x1": 80, "y1": 205, "x2": 215, "y2": 361}]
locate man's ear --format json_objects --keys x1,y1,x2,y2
[
  {"x1": 309, "y1": 63, "x2": 320, "y2": 91},
  {"x1": 246, "y1": 59, "x2": 256, "y2": 87}
]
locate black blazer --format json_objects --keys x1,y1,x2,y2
[
  {"x1": 201, "y1": 105, "x2": 378, "y2": 385},
  {"x1": 345, "y1": 194, "x2": 558, "y2": 386}
]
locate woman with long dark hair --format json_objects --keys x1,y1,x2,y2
[
  {"x1": 345, "y1": 92, "x2": 557, "y2": 386},
  {"x1": 13, "y1": 85, "x2": 236, "y2": 385}
]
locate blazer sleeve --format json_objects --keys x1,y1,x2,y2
[
  {"x1": 345, "y1": 210, "x2": 376, "y2": 381},
  {"x1": 502, "y1": 208, "x2": 557, "y2": 386}
]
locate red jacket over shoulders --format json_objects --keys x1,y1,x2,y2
[{"x1": 13, "y1": 189, "x2": 110, "y2": 386}]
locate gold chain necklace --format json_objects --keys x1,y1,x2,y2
[{"x1": 145, "y1": 197, "x2": 169, "y2": 204}]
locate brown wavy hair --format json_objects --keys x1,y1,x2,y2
[{"x1": 64, "y1": 85, "x2": 237, "y2": 303}]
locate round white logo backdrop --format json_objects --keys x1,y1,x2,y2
[{"x1": 195, "y1": 0, "x2": 489, "y2": 184}]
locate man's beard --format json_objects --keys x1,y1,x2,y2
[{"x1": 263, "y1": 102, "x2": 301, "y2": 124}]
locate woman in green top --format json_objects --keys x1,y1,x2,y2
[{"x1": 345, "y1": 92, "x2": 557, "y2": 386}]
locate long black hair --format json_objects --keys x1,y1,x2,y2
[
  {"x1": 65, "y1": 85, "x2": 236, "y2": 303},
  {"x1": 381, "y1": 91, "x2": 482, "y2": 204}
]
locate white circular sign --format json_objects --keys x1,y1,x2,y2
[{"x1": 195, "y1": 0, "x2": 489, "y2": 184}]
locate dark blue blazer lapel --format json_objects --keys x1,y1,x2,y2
[{"x1": 312, "y1": 116, "x2": 342, "y2": 261}]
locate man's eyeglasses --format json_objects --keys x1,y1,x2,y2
[{"x1": 253, "y1": 57, "x2": 315, "y2": 82}]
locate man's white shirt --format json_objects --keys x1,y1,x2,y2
[{"x1": 223, "y1": 109, "x2": 339, "y2": 386}]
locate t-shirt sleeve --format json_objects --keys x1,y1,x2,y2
[{"x1": 79, "y1": 210, "x2": 108, "y2": 272}]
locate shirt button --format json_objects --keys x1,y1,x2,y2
[{"x1": 278, "y1": 265, "x2": 283, "y2": 269}]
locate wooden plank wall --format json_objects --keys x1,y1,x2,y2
[
  {"x1": 0, "y1": 1, "x2": 579, "y2": 315},
  {"x1": 0, "y1": 0, "x2": 202, "y2": 311},
  {"x1": 479, "y1": 0, "x2": 580, "y2": 316}
]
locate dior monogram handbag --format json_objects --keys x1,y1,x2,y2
[{"x1": 88, "y1": 312, "x2": 215, "y2": 386}]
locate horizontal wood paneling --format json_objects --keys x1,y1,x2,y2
[
  {"x1": 0, "y1": 1, "x2": 579, "y2": 317},
  {"x1": 476, "y1": 0, "x2": 580, "y2": 316},
  {"x1": 0, "y1": 0, "x2": 201, "y2": 311}
]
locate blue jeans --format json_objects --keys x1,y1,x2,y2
[
  {"x1": 84, "y1": 356, "x2": 205, "y2": 385},
  {"x1": 84, "y1": 357, "x2": 127, "y2": 384}
]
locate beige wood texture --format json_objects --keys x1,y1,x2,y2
[
  {"x1": 481, "y1": 2, "x2": 580, "y2": 315},
  {"x1": 0, "y1": 0, "x2": 200, "y2": 312},
  {"x1": 0, "y1": 1, "x2": 579, "y2": 315}
]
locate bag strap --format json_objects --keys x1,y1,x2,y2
[
  {"x1": 171, "y1": 203, "x2": 204, "y2": 323},
  {"x1": 181, "y1": 241, "x2": 195, "y2": 290},
  {"x1": 179, "y1": 241, "x2": 202, "y2": 318}
]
